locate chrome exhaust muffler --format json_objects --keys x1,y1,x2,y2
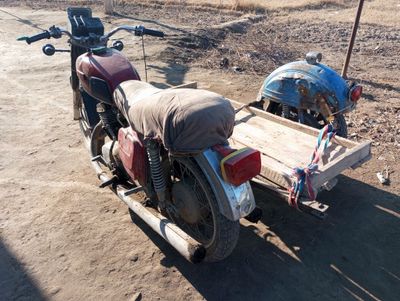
[{"x1": 91, "y1": 161, "x2": 206, "y2": 263}]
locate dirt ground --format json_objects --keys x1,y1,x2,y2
[{"x1": 0, "y1": 1, "x2": 399, "y2": 301}]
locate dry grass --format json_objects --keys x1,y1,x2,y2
[
  {"x1": 273, "y1": 0, "x2": 400, "y2": 27},
  {"x1": 125, "y1": 0, "x2": 400, "y2": 26},
  {"x1": 122, "y1": 0, "x2": 346, "y2": 11}
]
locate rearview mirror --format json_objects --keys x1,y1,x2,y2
[
  {"x1": 112, "y1": 40, "x2": 124, "y2": 51},
  {"x1": 42, "y1": 44, "x2": 55, "y2": 56}
]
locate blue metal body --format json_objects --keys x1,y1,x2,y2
[{"x1": 258, "y1": 60, "x2": 355, "y2": 113}]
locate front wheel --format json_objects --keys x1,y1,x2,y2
[{"x1": 167, "y1": 157, "x2": 240, "y2": 262}]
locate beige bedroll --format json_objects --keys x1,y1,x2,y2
[{"x1": 174, "y1": 82, "x2": 372, "y2": 218}]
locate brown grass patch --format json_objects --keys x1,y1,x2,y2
[{"x1": 121, "y1": 0, "x2": 347, "y2": 11}]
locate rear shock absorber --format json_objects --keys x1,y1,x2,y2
[
  {"x1": 96, "y1": 103, "x2": 119, "y2": 140},
  {"x1": 146, "y1": 140, "x2": 167, "y2": 209},
  {"x1": 282, "y1": 103, "x2": 290, "y2": 119}
]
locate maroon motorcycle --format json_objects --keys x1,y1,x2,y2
[{"x1": 18, "y1": 7, "x2": 261, "y2": 263}]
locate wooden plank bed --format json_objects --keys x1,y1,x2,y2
[
  {"x1": 174, "y1": 82, "x2": 372, "y2": 217},
  {"x1": 228, "y1": 99, "x2": 372, "y2": 217}
]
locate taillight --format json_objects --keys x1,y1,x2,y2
[
  {"x1": 350, "y1": 85, "x2": 362, "y2": 102},
  {"x1": 220, "y1": 147, "x2": 261, "y2": 186}
]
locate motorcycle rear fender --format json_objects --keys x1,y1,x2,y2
[
  {"x1": 194, "y1": 148, "x2": 256, "y2": 221},
  {"x1": 257, "y1": 60, "x2": 352, "y2": 113}
]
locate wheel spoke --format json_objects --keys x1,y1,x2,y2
[{"x1": 168, "y1": 158, "x2": 216, "y2": 245}]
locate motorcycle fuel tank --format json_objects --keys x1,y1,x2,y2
[
  {"x1": 258, "y1": 57, "x2": 353, "y2": 112},
  {"x1": 76, "y1": 48, "x2": 140, "y2": 104}
]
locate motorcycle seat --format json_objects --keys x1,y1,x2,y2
[
  {"x1": 114, "y1": 80, "x2": 162, "y2": 107},
  {"x1": 114, "y1": 80, "x2": 235, "y2": 154}
]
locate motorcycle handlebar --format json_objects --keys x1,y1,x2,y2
[
  {"x1": 103, "y1": 25, "x2": 165, "y2": 40},
  {"x1": 19, "y1": 25, "x2": 164, "y2": 47},
  {"x1": 25, "y1": 30, "x2": 51, "y2": 44},
  {"x1": 142, "y1": 28, "x2": 164, "y2": 38}
]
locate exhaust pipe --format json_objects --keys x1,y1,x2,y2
[
  {"x1": 116, "y1": 187, "x2": 206, "y2": 263},
  {"x1": 91, "y1": 161, "x2": 206, "y2": 263}
]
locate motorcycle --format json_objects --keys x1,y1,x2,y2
[
  {"x1": 251, "y1": 51, "x2": 363, "y2": 138},
  {"x1": 18, "y1": 7, "x2": 261, "y2": 263}
]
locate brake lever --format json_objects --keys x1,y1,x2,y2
[
  {"x1": 134, "y1": 25, "x2": 145, "y2": 37},
  {"x1": 16, "y1": 36, "x2": 29, "y2": 42},
  {"x1": 48, "y1": 25, "x2": 62, "y2": 39}
]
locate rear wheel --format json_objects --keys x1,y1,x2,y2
[
  {"x1": 167, "y1": 157, "x2": 240, "y2": 262},
  {"x1": 265, "y1": 101, "x2": 348, "y2": 138},
  {"x1": 332, "y1": 114, "x2": 348, "y2": 138}
]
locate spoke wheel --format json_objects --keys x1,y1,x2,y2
[{"x1": 168, "y1": 157, "x2": 239, "y2": 262}]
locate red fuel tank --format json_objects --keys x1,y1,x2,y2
[{"x1": 76, "y1": 48, "x2": 140, "y2": 102}]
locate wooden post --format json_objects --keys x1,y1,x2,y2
[
  {"x1": 341, "y1": 0, "x2": 364, "y2": 78},
  {"x1": 104, "y1": 0, "x2": 113, "y2": 15}
]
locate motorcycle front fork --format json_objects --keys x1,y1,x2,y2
[{"x1": 72, "y1": 89, "x2": 81, "y2": 120}]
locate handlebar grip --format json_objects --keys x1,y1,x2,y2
[
  {"x1": 142, "y1": 28, "x2": 165, "y2": 38},
  {"x1": 26, "y1": 31, "x2": 51, "y2": 44}
]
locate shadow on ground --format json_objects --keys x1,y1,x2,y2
[
  {"x1": 0, "y1": 8, "x2": 45, "y2": 31},
  {"x1": 0, "y1": 240, "x2": 46, "y2": 300},
  {"x1": 131, "y1": 175, "x2": 400, "y2": 301},
  {"x1": 148, "y1": 63, "x2": 189, "y2": 87}
]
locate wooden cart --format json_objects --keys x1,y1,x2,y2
[
  {"x1": 175, "y1": 83, "x2": 372, "y2": 218},
  {"x1": 230, "y1": 99, "x2": 371, "y2": 218}
]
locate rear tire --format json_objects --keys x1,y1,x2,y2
[
  {"x1": 333, "y1": 114, "x2": 348, "y2": 138},
  {"x1": 264, "y1": 101, "x2": 348, "y2": 138},
  {"x1": 169, "y1": 157, "x2": 240, "y2": 262}
]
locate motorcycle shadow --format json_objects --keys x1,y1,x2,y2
[
  {"x1": 147, "y1": 63, "x2": 190, "y2": 88},
  {"x1": 0, "y1": 240, "x2": 46, "y2": 300},
  {"x1": 131, "y1": 175, "x2": 400, "y2": 301}
]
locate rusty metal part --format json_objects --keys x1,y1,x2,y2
[
  {"x1": 171, "y1": 181, "x2": 202, "y2": 224},
  {"x1": 316, "y1": 95, "x2": 334, "y2": 123},
  {"x1": 341, "y1": 0, "x2": 365, "y2": 78}
]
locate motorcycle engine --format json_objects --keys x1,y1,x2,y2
[{"x1": 101, "y1": 141, "x2": 120, "y2": 167}]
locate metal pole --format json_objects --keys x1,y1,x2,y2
[{"x1": 341, "y1": 0, "x2": 364, "y2": 79}]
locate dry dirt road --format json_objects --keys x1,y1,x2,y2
[{"x1": 0, "y1": 3, "x2": 399, "y2": 301}]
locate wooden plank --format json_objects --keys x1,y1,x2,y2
[
  {"x1": 233, "y1": 124, "x2": 308, "y2": 169},
  {"x1": 233, "y1": 110, "x2": 349, "y2": 169},
  {"x1": 170, "y1": 81, "x2": 198, "y2": 89},
  {"x1": 229, "y1": 137, "x2": 292, "y2": 188},
  {"x1": 228, "y1": 99, "x2": 372, "y2": 195},
  {"x1": 104, "y1": 0, "x2": 113, "y2": 15},
  {"x1": 235, "y1": 110, "x2": 316, "y2": 157},
  {"x1": 310, "y1": 141, "x2": 371, "y2": 189},
  {"x1": 228, "y1": 98, "x2": 357, "y2": 149}
]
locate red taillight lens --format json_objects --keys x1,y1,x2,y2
[
  {"x1": 350, "y1": 85, "x2": 362, "y2": 102},
  {"x1": 220, "y1": 147, "x2": 261, "y2": 186}
]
